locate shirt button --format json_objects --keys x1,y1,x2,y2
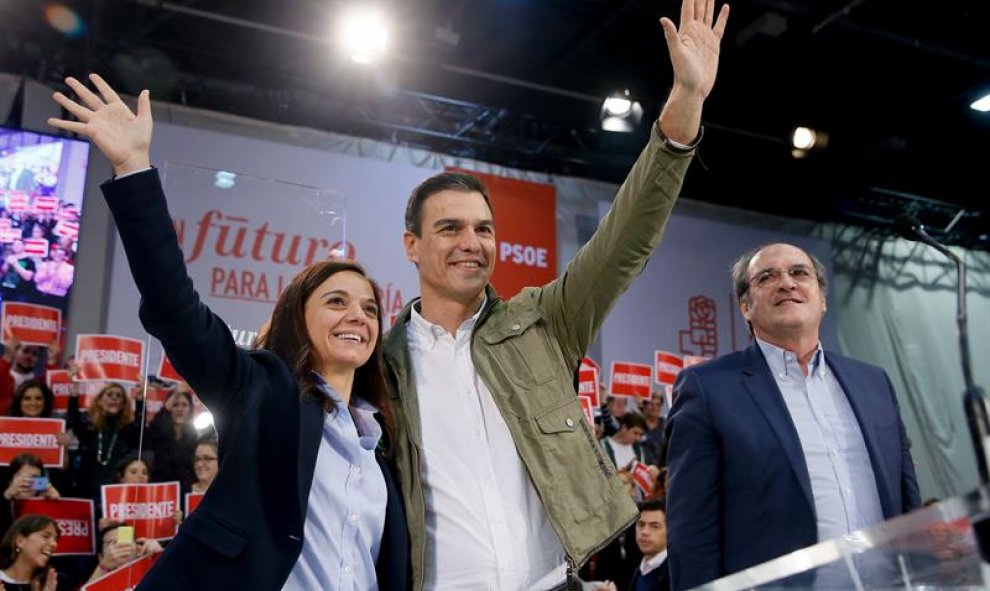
[
  {"x1": 343, "y1": 565, "x2": 352, "y2": 574},
  {"x1": 511, "y1": 324, "x2": 521, "y2": 331},
  {"x1": 565, "y1": 418, "x2": 574, "y2": 428},
  {"x1": 349, "y1": 514, "x2": 359, "y2": 523}
]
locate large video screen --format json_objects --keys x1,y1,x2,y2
[{"x1": 0, "y1": 127, "x2": 89, "y2": 322}]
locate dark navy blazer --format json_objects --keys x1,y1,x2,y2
[
  {"x1": 102, "y1": 169, "x2": 408, "y2": 591},
  {"x1": 665, "y1": 344, "x2": 920, "y2": 590}
]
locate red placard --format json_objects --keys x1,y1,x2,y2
[
  {"x1": 33, "y1": 196, "x2": 58, "y2": 213},
  {"x1": 683, "y1": 355, "x2": 710, "y2": 368},
  {"x1": 101, "y1": 482, "x2": 180, "y2": 541},
  {"x1": 609, "y1": 362, "x2": 652, "y2": 399},
  {"x1": 654, "y1": 350, "x2": 684, "y2": 386},
  {"x1": 46, "y1": 369, "x2": 73, "y2": 413},
  {"x1": 0, "y1": 417, "x2": 65, "y2": 466},
  {"x1": 6, "y1": 191, "x2": 29, "y2": 212},
  {"x1": 76, "y1": 335, "x2": 145, "y2": 384},
  {"x1": 156, "y1": 355, "x2": 185, "y2": 384},
  {"x1": 2, "y1": 302, "x2": 61, "y2": 347},
  {"x1": 580, "y1": 356, "x2": 600, "y2": 374},
  {"x1": 82, "y1": 552, "x2": 161, "y2": 591},
  {"x1": 577, "y1": 395, "x2": 594, "y2": 427},
  {"x1": 631, "y1": 461, "x2": 655, "y2": 496},
  {"x1": 0, "y1": 228, "x2": 20, "y2": 243},
  {"x1": 24, "y1": 238, "x2": 49, "y2": 258},
  {"x1": 13, "y1": 498, "x2": 95, "y2": 555},
  {"x1": 185, "y1": 491, "x2": 205, "y2": 515},
  {"x1": 54, "y1": 220, "x2": 80, "y2": 239},
  {"x1": 577, "y1": 367, "x2": 600, "y2": 408}
]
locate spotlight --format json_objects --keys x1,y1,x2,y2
[
  {"x1": 194, "y1": 411, "x2": 215, "y2": 431},
  {"x1": 601, "y1": 90, "x2": 642, "y2": 133},
  {"x1": 339, "y1": 8, "x2": 388, "y2": 64},
  {"x1": 790, "y1": 126, "x2": 828, "y2": 157},
  {"x1": 971, "y1": 93, "x2": 990, "y2": 112}
]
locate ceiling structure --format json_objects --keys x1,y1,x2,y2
[{"x1": 3, "y1": 0, "x2": 988, "y2": 248}]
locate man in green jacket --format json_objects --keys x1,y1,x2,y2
[{"x1": 382, "y1": 1, "x2": 730, "y2": 588}]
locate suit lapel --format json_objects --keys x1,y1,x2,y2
[
  {"x1": 825, "y1": 354, "x2": 895, "y2": 517},
  {"x1": 297, "y1": 394, "x2": 325, "y2": 519},
  {"x1": 739, "y1": 345, "x2": 816, "y2": 514}
]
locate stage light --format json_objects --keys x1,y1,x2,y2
[
  {"x1": 791, "y1": 126, "x2": 828, "y2": 157},
  {"x1": 339, "y1": 8, "x2": 388, "y2": 64},
  {"x1": 601, "y1": 90, "x2": 642, "y2": 133},
  {"x1": 194, "y1": 411, "x2": 215, "y2": 431},
  {"x1": 971, "y1": 93, "x2": 990, "y2": 112}
]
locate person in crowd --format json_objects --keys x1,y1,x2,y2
[
  {"x1": 49, "y1": 74, "x2": 408, "y2": 590},
  {"x1": 602, "y1": 412, "x2": 649, "y2": 471},
  {"x1": 0, "y1": 454, "x2": 61, "y2": 536},
  {"x1": 629, "y1": 499, "x2": 670, "y2": 591},
  {"x1": 381, "y1": 2, "x2": 729, "y2": 586},
  {"x1": 7, "y1": 381, "x2": 55, "y2": 419},
  {"x1": 65, "y1": 383, "x2": 142, "y2": 500},
  {"x1": 0, "y1": 515, "x2": 59, "y2": 591},
  {"x1": 0, "y1": 240, "x2": 36, "y2": 302},
  {"x1": 143, "y1": 389, "x2": 197, "y2": 488},
  {"x1": 600, "y1": 394, "x2": 629, "y2": 438},
  {"x1": 33, "y1": 246, "x2": 74, "y2": 305},
  {"x1": 114, "y1": 456, "x2": 150, "y2": 485},
  {"x1": 86, "y1": 522, "x2": 162, "y2": 583},
  {"x1": 190, "y1": 439, "x2": 218, "y2": 493},
  {"x1": 2, "y1": 341, "x2": 52, "y2": 391},
  {"x1": 665, "y1": 243, "x2": 921, "y2": 589},
  {"x1": 641, "y1": 391, "x2": 667, "y2": 466}
]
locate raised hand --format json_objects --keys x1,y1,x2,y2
[
  {"x1": 661, "y1": 0, "x2": 730, "y2": 100},
  {"x1": 48, "y1": 74, "x2": 153, "y2": 176}
]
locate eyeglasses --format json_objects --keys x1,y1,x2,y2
[
  {"x1": 747, "y1": 265, "x2": 816, "y2": 290},
  {"x1": 194, "y1": 456, "x2": 218, "y2": 463}
]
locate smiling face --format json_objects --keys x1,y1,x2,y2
[
  {"x1": 19, "y1": 387, "x2": 45, "y2": 418},
  {"x1": 404, "y1": 189, "x2": 495, "y2": 311},
  {"x1": 194, "y1": 443, "x2": 219, "y2": 485},
  {"x1": 120, "y1": 460, "x2": 149, "y2": 484},
  {"x1": 304, "y1": 270, "x2": 380, "y2": 377},
  {"x1": 15, "y1": 524, "x2": 58, "y2": 570},
  {"x1": 740, "y1": 244, "x2": 827, "y2": 345}
]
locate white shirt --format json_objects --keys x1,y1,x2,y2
[
  {"x1": 408, "y1": 303, "x2": 566, "y2": 591},
  {"x1": 609, "y1": 438, "x2": 636, "y2": 470},
  {"x1": 640, "y1": 549, "x2": 667, "y2": 576}
]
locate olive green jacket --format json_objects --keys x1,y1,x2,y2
[{"x1": 382, "y1": 128, "x2": 694, "y2": 590}]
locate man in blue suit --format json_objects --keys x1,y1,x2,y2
[{"x1": 665, "y1": 243, "x2": 921, "y2": 590}]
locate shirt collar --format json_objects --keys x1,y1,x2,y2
[
  {"x1": 640, "y1": 549, "x2": 667, "y2": 575},
  {"x1": 310, "y1": 372, "x2": 382, "y2": 448},
  {"x1": 408, "y1": 296, "x2": 487, "y2": 345},
  {"x1": 756, "y1": 337, "x2": 826, "y2": 379}
]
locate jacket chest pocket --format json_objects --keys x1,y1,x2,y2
[{"x1": 480, "y1": 308, "x2": 560, "y2": 390}]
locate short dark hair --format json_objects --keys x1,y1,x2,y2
[
  {"x1": 640, "y1": 498, "x2": 666, "y2": 513},
  {"x1": 730, "y1": 243, "x2": 828, "y2": 305},
  {"x1": 10, "y1": 379, "x2": 55, "y2": 418},
  {"x1": 619, "y1": 411, "x2": 648, "y2": 431},
  {"x1": 115, "y1": 454, "x2": 152, "y2": 483},
  {"x1": 7, "y1": 453, "x2": 45, "y2": 482},
  {"x1": 404, "y1": 172, "x2": 493, "y2": 237}
]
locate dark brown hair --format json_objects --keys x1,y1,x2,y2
[
  {"x1": 405, "y1": 172, "x2": 493, "y2": 236},
  {"x1": 254, "y1": 260, "x2": 394, "y2": 445},
  {"x1": 0, "y1": 514, "x2": 59, "y2": 589},
  {"x1": 10, "y1": 379, "x2": 55, "y2": 418}
]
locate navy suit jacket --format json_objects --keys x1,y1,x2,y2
[
  {"x1": 665, "y1": 344, "x2": 920, "y2": 590},
  {"x1": 103, "y1": 170, "x2": 408, "y2": 591}
]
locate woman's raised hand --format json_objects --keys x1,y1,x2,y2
[{"x1": 48, "y1": 74, "x2": 153, "y2": 176}]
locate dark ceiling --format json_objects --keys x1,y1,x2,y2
[{"x1": 3, "y1": 0, "x2": 988, "y2": 247}]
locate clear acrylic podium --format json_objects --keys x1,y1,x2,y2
[{"x1": 691, "y1": 487, "x2": 990, "y2": 590}]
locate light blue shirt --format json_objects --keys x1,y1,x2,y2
[
  {"x1": 281, "y1": 374, "x2": 387, "y2": 591},
  {"x1": 756, "y1": 338, "x2": 885, "y2": 543}
]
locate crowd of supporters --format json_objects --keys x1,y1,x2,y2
[{"x1": 0, "y1": 340, "x2": 216, "y2": 590}]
